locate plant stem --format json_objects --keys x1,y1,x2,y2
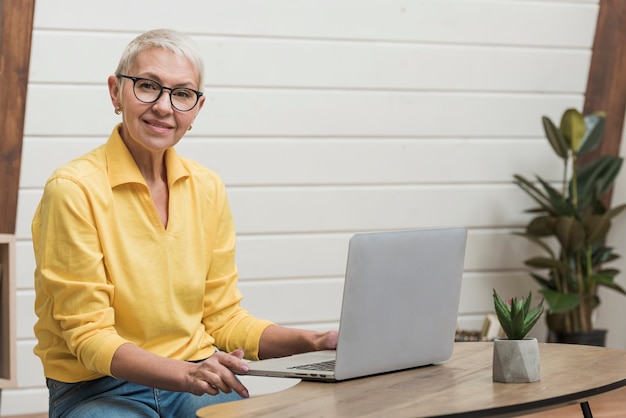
[
  {"x1": 581, "y1": 246, "x2": 595, "y2": 332},
  {"x1": 576, "y1": 252, "x2": 588, "y2": 331},
  {"x1": 561, "y1": 157, "x2": 568, "y2": 196},
  {"x1": 571, "y1": 153, "x2": 578, "y2": 208},
  {"x1": 556, "y1": 152, "x2": 571, "y2": 297},
  {"x1": 571, "y1": 153, "x2": 592, "y2": 332}
]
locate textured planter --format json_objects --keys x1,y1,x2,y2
[{"x1": 492, "y1": 338, "x2": 540, "y2": 383}]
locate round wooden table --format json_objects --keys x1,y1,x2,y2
[{"x1": 197, "y1": 342, "x2": 626, "y2": 417}]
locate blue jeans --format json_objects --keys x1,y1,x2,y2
[{"x1": 47, "y1": 376, "x2": 242, "y2": 418}]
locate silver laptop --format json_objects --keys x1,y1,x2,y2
[{"x1": 245, "y1": 226, "x2": 467, "y2": 382}]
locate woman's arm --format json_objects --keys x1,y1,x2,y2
[
  {"x1": 258, "y1": 325, "x2": 339, "y2": 359},
  {"x1": 110, "y1": 343, "x2": 251, "y2": 398}
]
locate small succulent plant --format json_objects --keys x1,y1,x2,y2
[{"x1": 493, "y1": 289, "x2": 544, "y2": 340}]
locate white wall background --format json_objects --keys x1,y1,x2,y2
[{"x1": 4, "y1": 0, "x2": 619, "y2": 415}]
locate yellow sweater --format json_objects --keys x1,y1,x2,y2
[{"x1": 32, "y1": 125, "x2": 273, "y2": 383}]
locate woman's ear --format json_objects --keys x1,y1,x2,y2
[
  {"x1": 194, "y1": 94, "x2": 206, "y2": 116},
  {"x1": 107, "y1": 75, "x2": 121, "y2": 109}
]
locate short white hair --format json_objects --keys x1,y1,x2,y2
[{"x1": 114, "y1": 28, "x2": 205, "y2": 90}]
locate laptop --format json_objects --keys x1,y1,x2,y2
[{"x1": 245, "y1": 226, "x2": 468, "y2": 382}]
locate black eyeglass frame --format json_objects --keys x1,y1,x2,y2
[{"x1": 117, "y1": 74, "x2": 204, "y2": 112}]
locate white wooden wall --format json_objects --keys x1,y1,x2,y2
[{"x1": 2, "y1": 0, "x2": 605, "y2": 415}]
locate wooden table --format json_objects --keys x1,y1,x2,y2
[{"x1": 196, "y1": 342, "x2": 626, "y2": 418}]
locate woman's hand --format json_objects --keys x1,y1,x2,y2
[
  {"x1": 188, "y1": 349, "x2": 250, "y2": 398},
  {"x1": 258, "y1": 326, "x2": 339, "y2": 359},
  {"x1": 314, "y1": 330, "x2": 339, "y2": 351},
  {"x1": 110, "y1": 343, "x2": 250, "y2": 398}
]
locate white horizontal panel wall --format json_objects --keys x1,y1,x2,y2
[
  {"x1": 236, "y1": 229, "x2": 540, "y2": 281},
  {"x1": 227, "y1": 185, "x2": 534, "y2": 232},
  {"x1": 16, "y1": 341, "x2": 44, "y2": 389},
  {"x1": 15, "y1": 241, "x2": 35, "y2": 290},
  {"x1": 4, "y1": 0, "x2": 600, "y2": 415},
  {"x1": 15, "y1": 291, "x2": 36, "y2": 340},
  {"x1": 16, "y1": 186, "x2": 537, "y2": 238},
  {"x1": 21, "y1": 138, "x2": 563, "y2": 188},
  {"x1": 30, "y1": 32, "x2": 591, "y2": 92},
  {"x1": 33, "y1": 0, "x2": 596, "y2": 47},
  {"x1": 25, "y1": 87, "x2": 584, "y2": 137},
  {"x1": 16, "y1": 226, "x2": 538, "y2": 277}
]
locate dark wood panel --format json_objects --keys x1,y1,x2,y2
[
  {"x1": 582, "y1": 0, "x2": 626, "y2": 205},
  {"x1": 0, "y1": 0, "x2": 35, "y2": 233}
]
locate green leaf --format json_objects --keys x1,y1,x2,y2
[
  {"x1": 588, "y1": 273, "x2": 626, "y2": 295},
  {"x1": 592, "y1": 247, "x2": 619, "y2": 265},
  {"x1": 522, "y1": 303, "x2": 544, "y2": 337},
  {"x1": 542, "y1": 115, "x2": 569, "y2": 158},
  {"x1": 606, "y1": 203, "x2": 626, "y2": 220},
  {"x1": 554, "y1": 216, "x2": 586, "y2": 252},
  {"x1": 493, "y1": 290, "x2": 514, "y2": 338},
  {"x1": 536, "y1": 177, "x2": 575, "y2": 215},
  {"x1": 511, "y1": 308, "x2": 525, "y2": 339},
  {"x1": 513, "y1": 232, "x2": 556, "y2": 258},
  {"x1": 576, "y1": 156, "x2": 623, "y2": 211},
  {"x1": 560, "y1": 108, "x2": 586, "y2": 152},
  {"x1": 529, "y1": 273, "x2": 555, "y2": 290},
  {"x1": 597, "y1": 268, "x2": 620, "y2": 277},
  {"x1": 605, "y1": 282, "x2": 626, "y2": 295},
  {"x1": 585, "y1": 215, "x2": 611, "y2": 244},
  {"x1": 540, "y1": 289, "x2": 580, "y2": 313},
  {"x1": 492, "y1": 290, "x2": 543, "y2": 340},
  {"x1": 577, "y1": 112, "x2": 606, "y2": 156},
  {"x1": 524, "y1": 256, "x2": 570, "y2": 274},
  {"x1": 527, "y1": 216, "x2": 557, "y2": 237},
  {"x1": 513, "y1": 174, "x2": 556, "y2": 214},
  {"x1": 521, "y1": 293, "x2": 533, "y2": 316}
]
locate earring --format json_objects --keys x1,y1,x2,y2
[
  {"x1": 187, "y1": 125, "x2": 193, "y2": 131},
  {"x1": 114, "y1": 106, "x2": 121, "y2": 115}
]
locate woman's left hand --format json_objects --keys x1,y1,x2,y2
[
  {"x1": 188, "y1": 348, "x2": 250, "y2": 398},
  {"x1": 313, "y1": 330, "x2": 339, "y2": 351},
  {"x1": 258, "y1": 326, "x2": 339, "y2": 359}
]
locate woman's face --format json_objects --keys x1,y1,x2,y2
[{"x1": 108, "y1": 47, "x2": 205, "y2": 156}]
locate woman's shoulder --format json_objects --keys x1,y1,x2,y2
[
  {"x1": 48, "y1": 144, "x2": 108, "y2": 183},
  {"x1": 177, "y1": 154, "x2": 225, "y2": 185},
  {"x1": 40, "y1": 145, "x2": 109, "y2": 205}
]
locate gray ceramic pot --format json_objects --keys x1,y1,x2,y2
[{"x1": 492, "y1": 337, "x2": 540, "y2": 383}]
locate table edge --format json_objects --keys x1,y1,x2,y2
[{"x1": 430, "y1": 378, "x2": 626, "y2": 417}]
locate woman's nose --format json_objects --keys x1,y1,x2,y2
[{"x1": 152, "y1": 90, "x2": 173, "y2": 113}]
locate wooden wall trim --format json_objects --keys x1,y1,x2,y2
[
  {"x1": 0, "y1": 0, "x2": 35, "y2": 234},
  {"x1": 582, "y1": 0, "x2": 626, "y2": 201}
]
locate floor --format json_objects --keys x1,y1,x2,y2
[{"x1": 5, "y1": 386, "x2": 626, "y2": 417}]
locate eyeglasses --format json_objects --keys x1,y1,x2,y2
[{"x1": 117, "y1": 74, "x2": 203, "y2": 112}]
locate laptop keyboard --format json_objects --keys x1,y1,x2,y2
[{"x1": 288, "y1": 360, "x2": 336, "y2": 371}]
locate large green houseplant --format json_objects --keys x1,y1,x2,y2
[{"x1": 513, "y1": 108, "x2": 626, "y2": 342}]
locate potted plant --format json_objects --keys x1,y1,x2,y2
[
  {"x1": 492, "y1": 289, "x2": 544, "y2": 383},
  {"x1": 513, "y1": 108, "x2": 626, "y2": 346}
]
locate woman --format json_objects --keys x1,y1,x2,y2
[{"x1": 32, "y1": 29, "x2": 337, "y2": 417}]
